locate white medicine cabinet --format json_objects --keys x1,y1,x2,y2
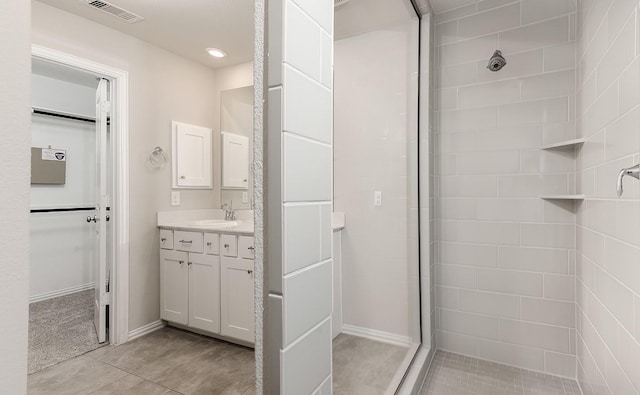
[{"x1": 171, "y1": 121, "x2": 212, "y2": 189}]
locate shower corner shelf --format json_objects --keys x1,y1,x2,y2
[
  {"x1": 540, "y1": 194, "x2": 585, "y2": 200},
  {"x1": 540, "y1": 138, "x2": 585, "y2": 150}
]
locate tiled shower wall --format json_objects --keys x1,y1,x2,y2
[
  {"x1": 434, "y1": 0, "x2": 579, "y2": 377},
  {"x1": 575, "y1": 0, "x2": 640, "y2": 394}
]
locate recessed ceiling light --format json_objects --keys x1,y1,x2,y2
[{"x1": 206, "y1": 48, "x2": 227, "y2": 58}]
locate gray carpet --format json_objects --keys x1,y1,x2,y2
[{"x1": 29, "y1": 289, "x2": 107, "y2": 374}]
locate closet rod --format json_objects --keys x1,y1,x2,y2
[
  {"x1": 32, "y1": 106, "x2": 96, "y2": 123},
  {"x1": 30, "y1": 206, "x2": 111, "y2": 213}
]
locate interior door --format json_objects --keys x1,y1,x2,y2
[{"x1": 93, "y1": 78, "x2": 109, "y2": 343}]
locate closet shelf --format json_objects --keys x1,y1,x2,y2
[
  {"x1": 540, "y1": 195, "x2": 585, "y2": 200},
  {"x1": 541, "y1": 138, "x2": 585, "y2": 150}
]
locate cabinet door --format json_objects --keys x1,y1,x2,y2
[
  {"x1": 172, "y1": 121, "x2": 212, "y2": 189},
  {"x1": 238, "y1": 236, "x2": 254, "y2": 259},
  {"x1": 188, "y1": 253, "x2": 220, "y2": 333},
  {"x1": 220, "y1": 257, "x2": 255, "y2": 343},
  {"x1": 221, "y1": 132, "x2": 249, "y2": 189},
  {"x1": 160, "y1": 250, "x2": 189, "y2": 325}
]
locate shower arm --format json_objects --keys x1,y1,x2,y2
[{"x1": 617, "y1": 164, "x2": 640, "y2": 197}]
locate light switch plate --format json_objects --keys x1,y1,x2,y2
[
  {"x1": 171, "y1": 191, "x2": 180, "y2": 206},
  {"x1": 374, "y1": 191, "x2": 382, "y2": 206}
]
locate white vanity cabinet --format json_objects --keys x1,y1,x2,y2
[
  {"x1": 159, "y1": 229, "x2": 254, "y2": 345},
  {"x1": 221, "y1": 235, "x2": 255, "y2": 343}
]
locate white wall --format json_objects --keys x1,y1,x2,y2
[
  {"x1": 31, "y1": 2, "x2": 221, "y2": 331},
  {"x1": 433, "y1": 0, "x2": 578, "y2": 377},
  {"x1": 266, "y1": 0, "x2": 334, "y2": 392},
  {"x1": 30, "y1": 74, "x2": 97, "y2": 299},
  {"x1": 575, "y1": 0, "x2": 640, "y2": 393},
  {"x1": 0, "y1": 0, "x2": 31, "y2": 391},
  {"x1": 334, "y1": 21, "x2": 418, "y2": 341}
]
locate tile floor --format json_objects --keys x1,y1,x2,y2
[
  {"x1": 332, "y1": 334, "x2": 409, "y2": 394},
  {"x1": 421, "y1": 351, "x2": 582, "y2": 395},
  {"x1": 27, "y1": 327, "x2": 255, "y2": 394}
]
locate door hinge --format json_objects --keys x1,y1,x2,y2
[{"x1": 101, "y1": 292, "x2": 111, "y2": 306}]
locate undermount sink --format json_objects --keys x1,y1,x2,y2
[{"x1": 187, "y1": 219, "x2": 238, "y2": 227}]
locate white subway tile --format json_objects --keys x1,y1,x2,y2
[
  {"x1": 440, "y1": 34, "x2": 498, "y2": 67},
  {"x1": 579, "y1": 308, "x2": 608, "y2": 375},
  {"x1": 282, "y1": 66, "x2": 332, "y2": 143},
  {"x1": 435, "y1": 286, "x2": 458, "y2": 309},
  {"x1": 457, "y1": 151, "x2": 520, "y2": 175},
  {"x1": 436, "y1": 87, "x2": 458, "y2": 110},
  {"x1": 606, "y1": 0, "x2": 638, "y2": 47},
  {"x1": 442, "y1": 175, "x2": 498, "y2": 197},
  {"x1": 586, "y1": 289, "x2": 619, "y2": 352},
  {"x1": 521, "y1": 223, "x2": 576, "y2": 249},
  {"x1": 521, "y1": 0, "x2": 576, "y2": 25},
  {"x1": 586, "y1": 81, "x2": 619, "y2": 136},
  {"x1": 441, "y1": 105, "x2": 497, "y2": 132},
  {"x1": 580, "y1": 21, "x2": 607, "y2": 84},
  {"x1": 283, "y1": 260, "x2": 332, "y2": 345},
  {"x1": 499, "y1": 246, "x2": 569, "y2": 274},
  {"x1": 476, "y1": 198, "x2": 543, "y2": 222},
  {"x1": 544, "y1": 351, "x2": 576, "y2": 378},
  {"x1": 440, "y1": 61, "x2": 479, "y2": 88},
  {"x1": 476, "y1": 125, "x2": 542, "y2": 151},
  {"x1": 543, "y1": 199, "x2": 576, "y2": 224},
  {"x1": 431, "y1": 0, "x2": 478, "y2": 16},
  {"x1": 477, "y1": 268, "x2": 543, "y2": 296},
  {"x1": 435, "y1": 20, "x2": 458, "y2": 46},
  {"x1": 543, "y1": 121, "x2": 577, "y2": 146},
  {"x1": 521, "y1": 70, "x2": 575, "y2": 101},
  {"x1": 586, "y1": 200, "x2": 618, "y2": 237},
  {"x1": 520, "y1": 149, "x2": 575, "y2": 175},
  {"x1": 440, "y1": 131, "x2": 476, "y2": 153},
  {"x1": 458, "y1": 3, "x2": 520, "y2": 39},
  {"x1": 500, "y1": 318, "x2": 570, "y2": 353},
  {"x1": 458, "y1": 289, "x2": 520, "y2": 319},
  {"x1": 578, "y1": 130, "x2": 605, "y2": 169},
  {"x1": 600, "y1": 243, "x2": 639, "y2": 319},
  {"x1": 435, "y1": 4, "x2": 478, "y2": 24},
  {"x1": 283, "y1": 204, "x2": 325, "y2": 274},
  {"x1": 544, "y1": 274, "x2": 576, "y2": 302},
  {"x1": 439, "y1": 309, "x2": 500, "y2": 340},
  {"x1": 281, "y1": 319, "x2": 331, "y2": 394},
  {"x1": 436, "y1": 263, "x2": 477, "y2": 289},
  {"x1": 619, "y1": 58, "x2": 640, "y2": 114},
  {"x1": 596, "y1": 14, "x2": 636, "y2": 96},
  {"x1": 289, "y1": 0, "x2": 332, "y2": 33},
  {"x1": 477, "y1": 0, "x2": 517, "y2": 12},
  {"x1": 440, "y1": 241, "x2": 498, "y2": 267},
  {"x1": 499, "y1": 97, "x2": 569, "y2": 127},
  {"x1": 521, "y1": 297, "x2": 575, "y2": 328},
  {"x1": 439, "y1": 198, "x2": 476, "y2": 220},
  {"x1": 499, "y1": 17, "x2": 569, "y2": 54},
  {"x1": 605, "y1": 107, "x2": 639, "y2": 161},
  {"x1": 498, "y1": 174, "x2": 570, "y2": 197},
  {"x1": 477, "y1": 338, "x2": 545, "y2": 371},
  {"x1": 283, "y1": 134, "x2": 332, "y2": 202},
  {"x1": 477, "y1": 49, "x2": 544, "y2": 82},
  {"x1": 320, "y1": 32, "x2": 332, "y2": 89},
  {"x1": 604, "y1": 345, "x2": 638, "y2": 395},
  {"x1": 634, "y1": 295, "x2": 640, "y2": 343},
  {"x1": 436, "y1": 329, "x2": 480, "y2": 356},
  {"x1": 457, "y1": 221, "x2": 520, "y2": 245},
  {"x1": 283, "y1": 1, "x2": 322, "y2": 82},
  {"x1": 458, "y1": 79, "x2": 520, "y2": 108},
  {"x1": 617, "y1": 200, "x2": 640, "y2": 246},
  {"x1": 544, "y1": 42, "x2": 576, "y2": 72}
]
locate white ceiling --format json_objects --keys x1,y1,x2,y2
[
  {"x1": 36, "y1": 0, "x2": 425, "y2": 69},
  {"x1": 35, "y1": 0, "x2": 254, "y2": 70}
]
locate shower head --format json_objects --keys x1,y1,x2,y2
[{"x1": 487, "y1": 50, "x2": 507, "y2": 72}]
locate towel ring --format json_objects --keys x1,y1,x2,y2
[{"x1": 148, "y1": 146, "x2": 167, "y2": 169}]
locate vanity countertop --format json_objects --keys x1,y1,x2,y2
[{"x1": 158, "y1": 209, "x2": 254, "y2": 235}]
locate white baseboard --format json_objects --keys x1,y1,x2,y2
[
  {"x1": 29, "y1": 283, "x2": 95, "y2": 303},
  {"x1": 128, "y1": 320, "x2": 166, "y2": 341},
  {"x1": 341, "y1": 324, "x2": 413, "y2": 347}
]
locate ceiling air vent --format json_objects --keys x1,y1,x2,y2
[{"x1": 85, "y1": 0, "x2": 144, "y2": 23}]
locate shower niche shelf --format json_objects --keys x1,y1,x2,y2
[
  {"x1": 541, "y1": 138, "x2": 585, "y2": 150},
  {"x1": 540, "y1": 195, "x2": 585, "y2": 200}
]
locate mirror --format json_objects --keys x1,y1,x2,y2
[{"x1": 220, "y1": 85, "x2": 253, "y2": 210}]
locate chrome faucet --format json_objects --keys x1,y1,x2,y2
[{"x1": 223, "y1": 202, "x2": 236, "y2": 221}]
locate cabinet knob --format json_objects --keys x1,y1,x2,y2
[
  {"x1": 179, "y1": 260, "x2": 184, "y2": 265},
  {"x1": 206, "y1": 242, "x2": 212, "y2": 247},
  {"x1": 247, "y1": 270, "x2": 253, "y2": 274},
  {"x1": 248, "y1": 246, "x2": 255, "y2": 251},
  {"x1": 224, "y1": 243, "x2": 230, "y2": 248},
  {"x1": 179, "y1": 240, "x2": 192, "y2": 244},
  {"x1": 188, "y1": 261, "x2": 192, "y2": 266},
  {"x1": 180, "y1": 175, "x2": 186, "y2": 179},
  {"x1": 161, "y1": 238, "x2": 166, "y2": 242}
]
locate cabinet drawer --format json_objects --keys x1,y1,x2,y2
[
  {"x1": 220, "y1": 234, "x2": 237, "y2": 257},
  {"x1": 238, "y1": 236, "x2": 255, "y2": 259},
  {"x1": 174, "y1": 231, "x2": 203, "y2": 253},
  {"x1": 204, "y1": 233, "x2": 220, "y2": 255},
  {"x1": 160, "y1": 229, "x2": 174, "y2": 250}
]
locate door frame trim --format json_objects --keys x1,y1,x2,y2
[{"x1": 32, "y1": 44, "x2": 130, "y2": 346}]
